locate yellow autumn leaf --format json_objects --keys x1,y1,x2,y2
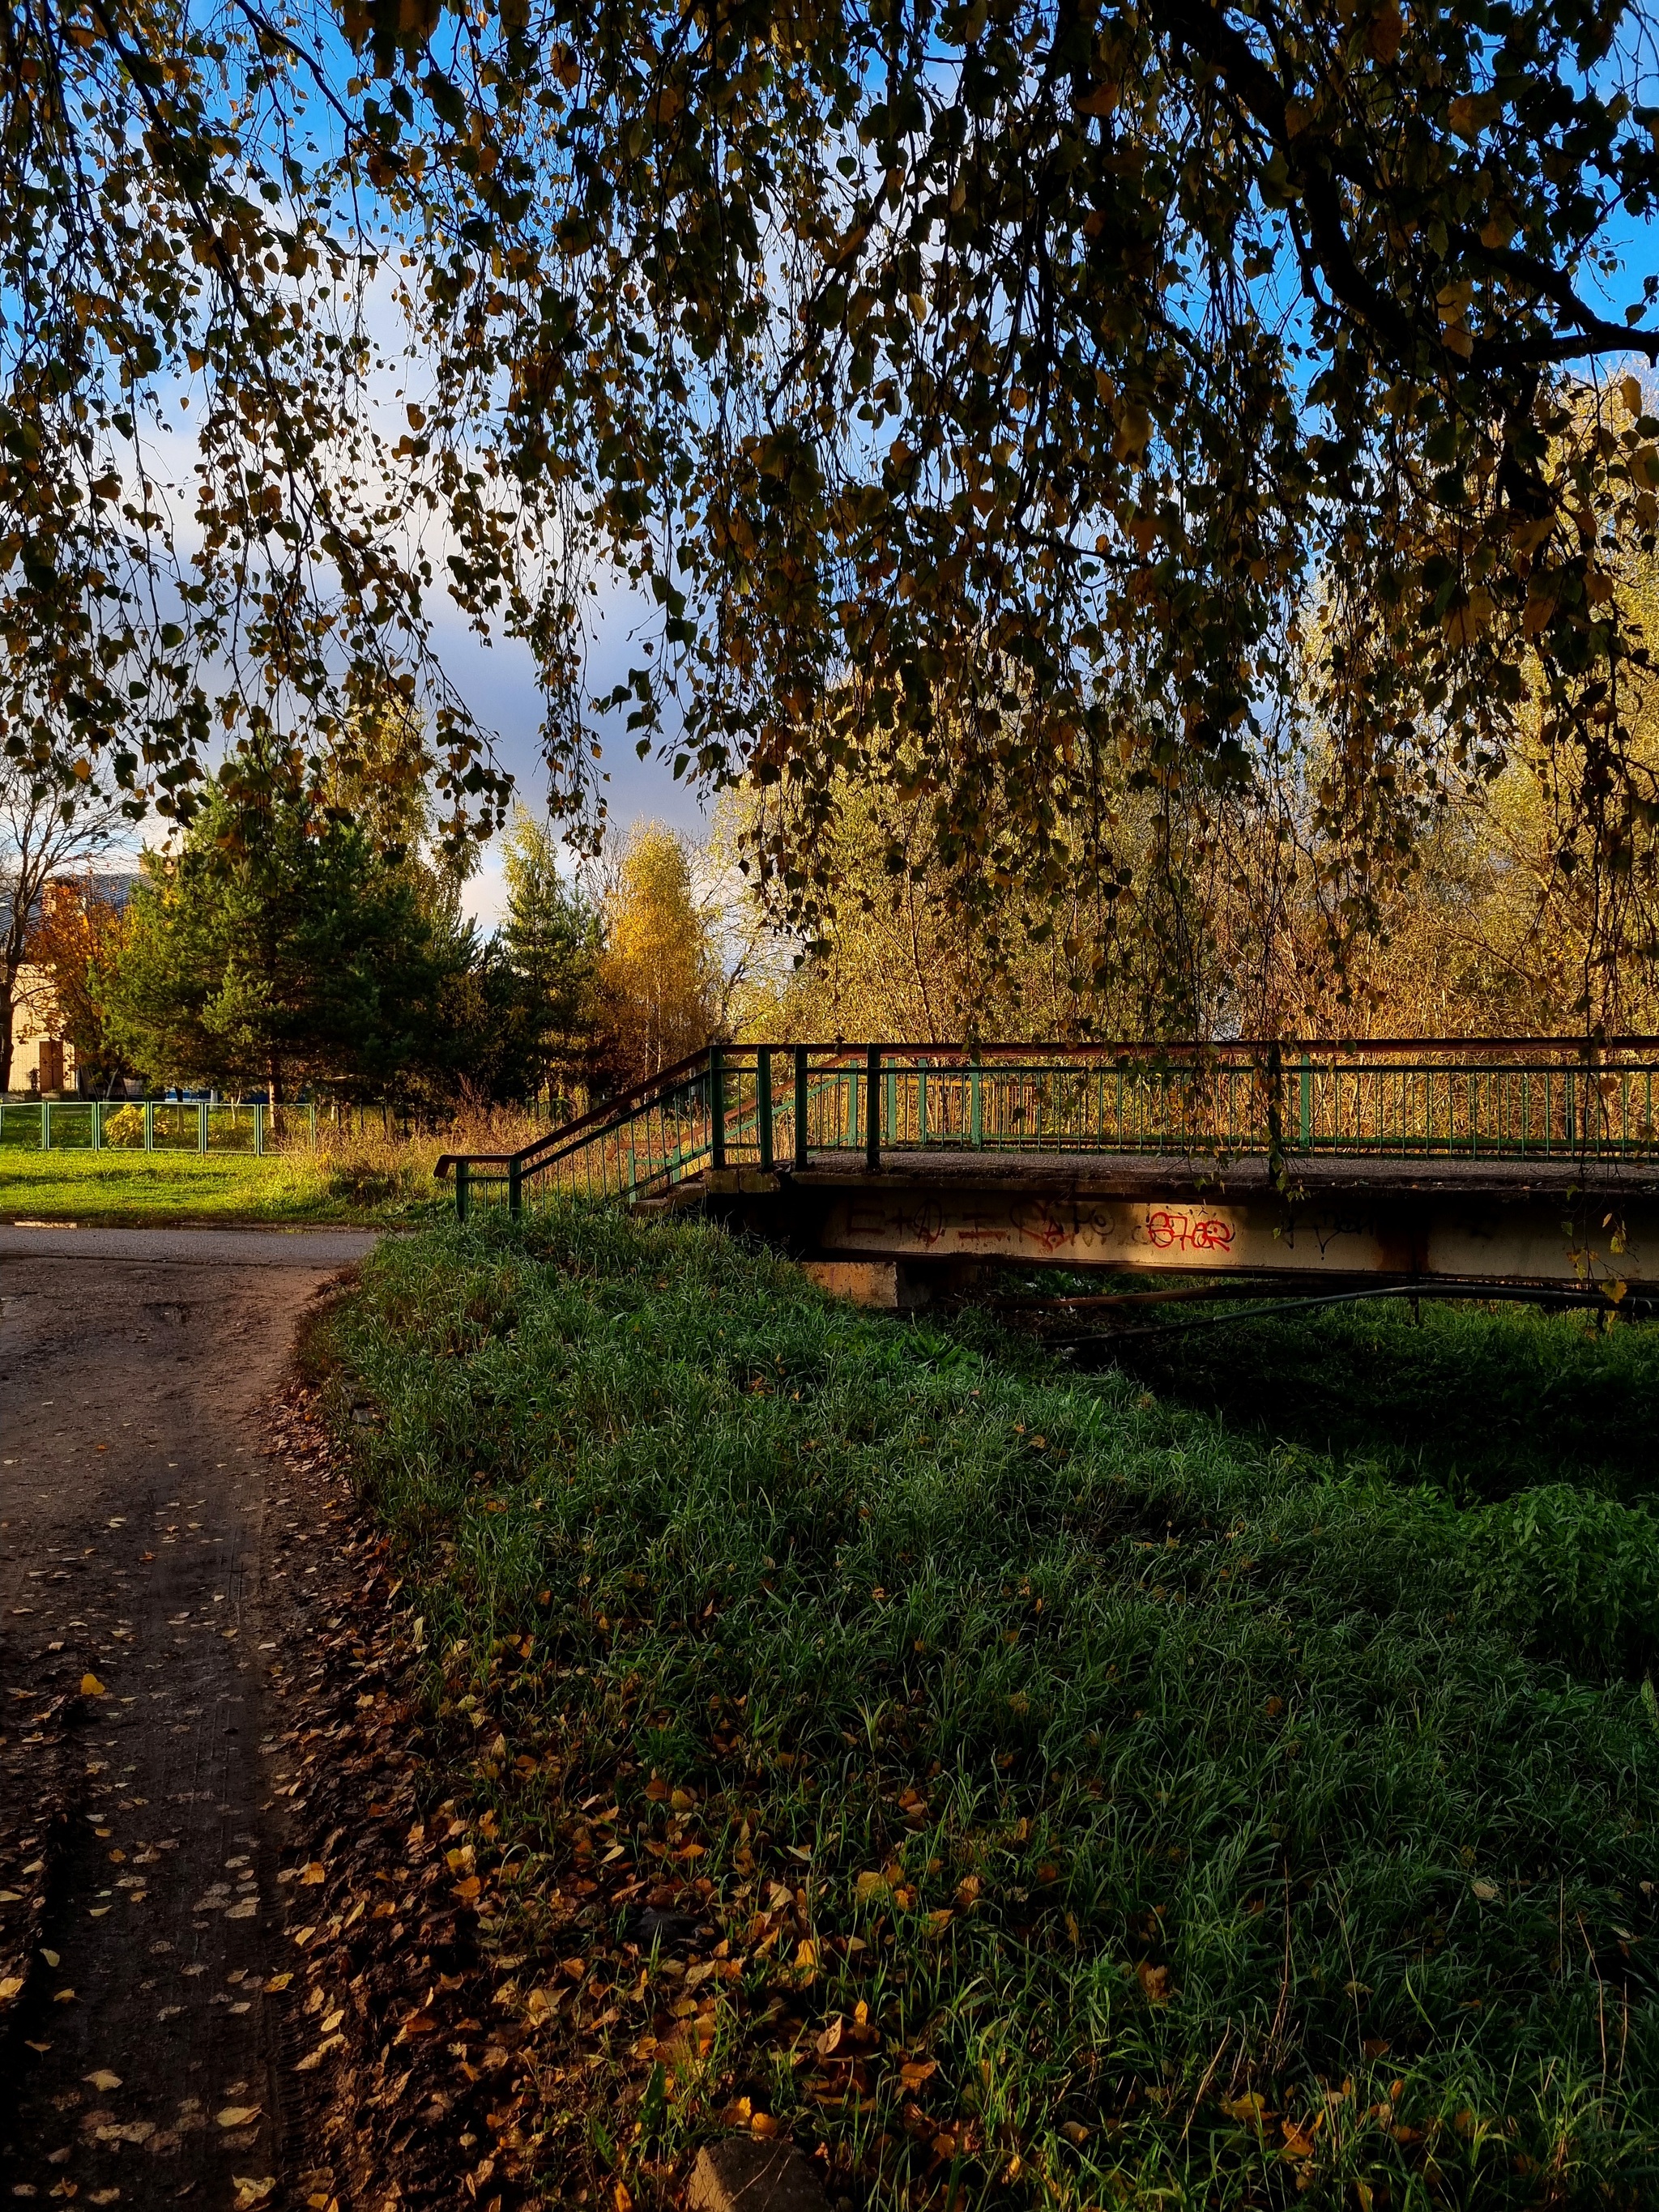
[
  {"x1": 80, "y1": 1674, "x2": 106, "y2": 1697},
  {"x1": 83, "y1": 2069, "x2": 122, "y2": 2091}
]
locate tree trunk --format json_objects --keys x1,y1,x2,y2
[
  {"x1": 0, "y1": 965, "x2": 15, "y2": 1094},
  {"x1": 268, "y1": 1050, "x2": 284, "y2": 1107}
]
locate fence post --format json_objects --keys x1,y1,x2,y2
[
  {"x1": 143, "y1": 1101, "x2": 155, "y2": 1153},
  {"x1": 41, "y1": 1099, "x2": 51, "y2": 1152},
  {"x1": 710, "y1": 1047, "x2": 727, "y2": 1171},
  {"x1": 309, "y1": 1102, "x2": 318, "y2": 1145},
  {"x1": 456, "y1": 1157, "x2": 471, "y2": 1222},
  {"x1": 794, "y1": 1046, "x2": 809, "y2": 1166},
  {"x1": 508, "y1": 1156, "x2": 522, "y2": 1217},
  {"x1": 92, "y1": 1101, "x2": 102, "y2": 1153},
  {"x1": 865, "y1": 1043, "x2": 881, "y2": 1172},
  {"x1": 254, "y1": 1103, "x2": 266, "y2": 1157},
  {"x1": 1299, "y1": 1054, "x2": 1312, "y2": 1151},
  {"x1": 198, "y1": 1100, "x2": 210, "y2": 1153},
  {"x1": 970, "y1": 1058, "x2": 983, "y2": 1150},
  {"x1": 757, "y1": 1046, "x2": 774, "y2": 1174}
]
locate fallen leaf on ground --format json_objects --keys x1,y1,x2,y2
[
  {"x1": 0, "y1": 1976, "x2": 23, "y2": 2001},
  {"x1": 53, "y1": 1988, "x2": 75, "y2": 2003},
  {"x1": 232, "y1": 2180, "x2": 275, "y2": 2210},
  {"x1": 80, "y1": 1675, "x2": 106, "y2": 1697},
  {"x1": 215, "y1": 2106, "x2": 262, "y2": 2129},
  {"x1": 83, "y1": 2071, "x2": 122, "y2": 2092}
]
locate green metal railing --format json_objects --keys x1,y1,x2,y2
[
  {"x1": 438, "y1": 1038, "x2": 1659, "y2": 1218},
  {"x1": 0, "y1": 1099, "x2": 318, "y2": 1154}
]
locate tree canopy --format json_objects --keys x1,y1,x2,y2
[
  {"x1": 103, "y1": 781, "x2": 470, "y2": 1099},
  {"x1": 598, "y1": 822, "x2": 719, "y2": 1080},
  {"x1": 9, "y1": 0, "x2": 1659, "y2": 1016}
]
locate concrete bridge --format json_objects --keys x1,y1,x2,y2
[{"x1": 441, "y1": 1041, "x2": 1659, "y2": 1310}]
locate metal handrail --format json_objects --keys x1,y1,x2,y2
[{"x1": 439, "y1": 1040, "x2": 1659, "y2": 1219}]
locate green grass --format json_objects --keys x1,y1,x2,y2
[
  {"x1": 0, "y1": 1145, "x2": 437, "y2": 1224},
  {"x1": 326, "y1": 1209, "x2": 1659, "y2": 2210},
  {"x1": 1098, "y1": 1289, "x2": 1659, "y2": 1506}
]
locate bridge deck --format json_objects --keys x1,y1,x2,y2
[
  {"x1": 783, "y1": 1150, "x2": 1659, "y2": 1199},
  {"x1": 701, "y1": 1149, "x2": 1659, "y2": 1296}
]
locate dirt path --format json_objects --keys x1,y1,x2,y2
[{"x1": 0, "y1": 1227, "x2": 378, "y2": 2209}]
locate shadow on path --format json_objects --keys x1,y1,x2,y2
[{"x1": 0, "y1": 1228, "x2": 376, "y2": 2206}]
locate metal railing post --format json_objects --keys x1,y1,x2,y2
[
  {"x1": 970, "y1": 1058, "x2": 983, "y2": 1149},
  {"x1": 757, "y1": 1046, "x2": 774, "y2": 1173},
  {"x1": 865, "y1": 1043, "x2": 881, "y2": 1172},
  {"x1": 508, "y1": 1156, "x2": 522, "y2": 1216},
  {"x1": 198, "y1": 1100, "x2": 210, "y2": 1153},
  {"x1": 710, "y1": 1048, "x2": 727, "y2": 1171},
  {"x1": 794, "y1": 1046, "x2": 809, "y2": 1166},
  {"x1": 1299, "y1": 1053, "x2": 1312, "y2": 1151},
  {"x1": 456, "y1": 1157, "x2": 471, "y2": 1222},
  {"x1": 254, "y1": 1103, "x2": 266, "y2": 1157},
  {"x1": 143, "y1": 1101, "x2": 155, "y2": 1152},
  {"x1": 41, "y1": 1099, "x2": 50, "y2": 1152}
]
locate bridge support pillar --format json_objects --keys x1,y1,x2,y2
[{"x1": 801, "y1": 1259, "x2": 943, "y2": 1311}]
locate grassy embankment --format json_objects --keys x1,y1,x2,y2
[
  {"x1": 0, "y1": 1104, "x2": 545, "y2": 1224},
  {"x1": 327, "y1": 1208, "x2": 1659, "y2": 2210}
]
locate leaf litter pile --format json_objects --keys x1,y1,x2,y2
[{"x1": 283, "y1": 1208, "x2": 1659, "y2": 2210}]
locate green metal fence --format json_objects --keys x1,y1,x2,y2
[
  {"x1": 0, "y1": 1099, "x2": 318, "y2": 1155},
  {"x1": 441, "y1": 1039, "x2": 1659, "y2": 1218}
]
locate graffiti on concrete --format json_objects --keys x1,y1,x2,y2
[{"x1": 1143, "y1": 1208, "x2": 1237, "y2": 1255}]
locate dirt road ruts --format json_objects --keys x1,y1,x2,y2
[{"x1": 0, "y1": 1226, "x2": 377, "y2": 2207}]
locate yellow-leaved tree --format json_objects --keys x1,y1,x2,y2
[{"x1": 598, "y1": 825, "x2": 719, "y2": 1085}]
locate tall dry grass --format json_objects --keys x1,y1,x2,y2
[{"x1": 298, "y1": 1095, "x2": 571, "y2": 1208}]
